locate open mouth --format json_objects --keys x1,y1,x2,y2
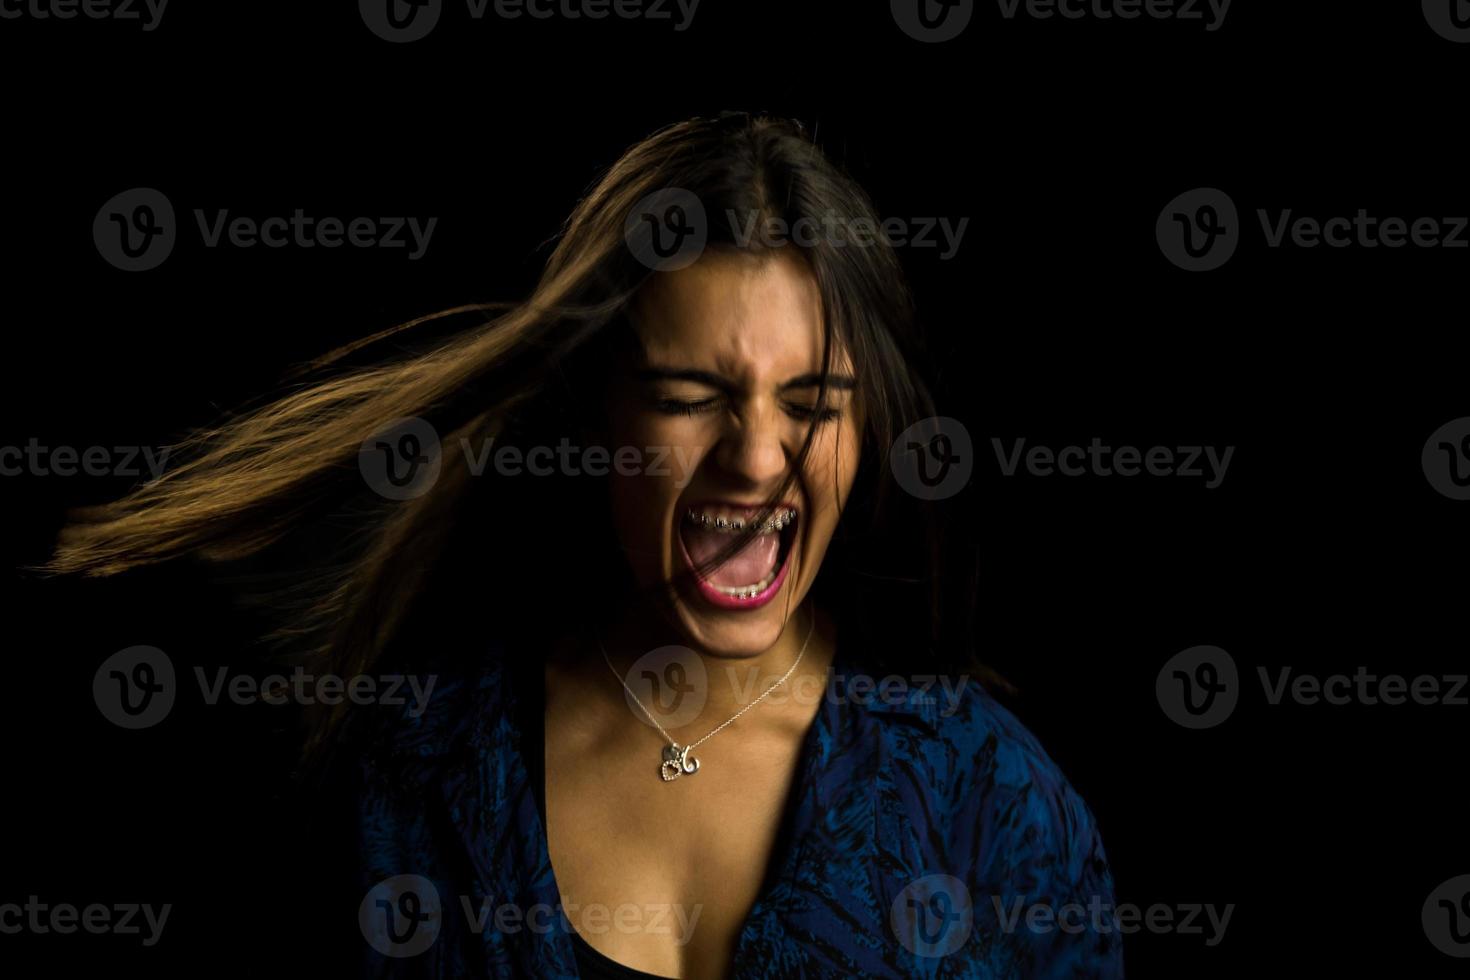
[{"x1": 676, "y1": 502, "x2": 799, "y2": 611}]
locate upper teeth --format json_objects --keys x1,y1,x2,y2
[{"x1": 685, "y1": 508, "x2": 797, "y2": 533}]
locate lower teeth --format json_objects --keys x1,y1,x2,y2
[{"x1": 715, "y1": 569, "x2": 777, "y2": 599}]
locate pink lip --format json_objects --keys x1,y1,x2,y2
[{"x1": 676, "y1": 500, "x2": 798, "y2": 612}]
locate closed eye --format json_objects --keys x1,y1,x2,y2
[
  {"x1": 654, "y1": 397, "x2": 721, "y2": 417},
  {"x1": 652, "y1": 396, "x2": 843, "y2": 422},
  {"x1": 784, "y1": 403, "x2": 842, "y2": 423}
]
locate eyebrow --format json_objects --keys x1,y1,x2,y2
[{"x1": 635, "y1": 368, "x2": 857, "y2": 392}]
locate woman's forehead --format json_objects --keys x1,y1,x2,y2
[{"x1": 630, "y1": 249, "x2": 852, "y2": 377}]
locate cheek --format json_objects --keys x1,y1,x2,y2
[
  {"x1": 606, "y1": 469, "x2": 669, "y2": 577},
  {"x1": 604, "y1": 427, "x2": 704, "y2": 549},
  {"x1": 606, "y1": 407, "x2": 667, "y2": 494},
  {"x1": 612, "y1": 411, "x2": 712, "y2": 496},
  {"x1": 802, "y1": 420, "x2": 863, "y2": 506},
  {"x1": 609, "y1": 399, "x2": 695, "y2": 457}
]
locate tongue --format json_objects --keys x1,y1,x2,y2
[{"x1": 682, "y1": 526, "x2": 780, "y2": 588}]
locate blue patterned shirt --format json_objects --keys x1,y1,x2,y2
[{"x1": 349, "y1": 645, "x2": 1123, "y2": 978}]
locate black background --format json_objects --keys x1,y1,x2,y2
[{"x1": 3, "y1": 0, "x2": 1467, "y2": 975}]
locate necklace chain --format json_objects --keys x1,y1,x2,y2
[{"x1": 597, "y1": 612, "x2": 817, "y2": 777}]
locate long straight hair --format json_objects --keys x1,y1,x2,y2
[{"x1": 42, "y1": 112, "x2": 986, "y2": 773}]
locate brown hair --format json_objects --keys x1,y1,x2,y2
[{"x1": 43, "y1": 112, "x2": 984, "y2": 772}]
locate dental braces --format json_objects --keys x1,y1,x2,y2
[
  {"x1": 684, "y1": 509, "x2": 797, "y2": 534},
  {"x1": 714, "y1": 567, "x2": 780, "y2": 600}
]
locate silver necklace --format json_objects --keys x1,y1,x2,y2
[{"x1": 597, "y1": 613, "x2": 817, "y2": 782}]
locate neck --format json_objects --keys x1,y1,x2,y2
[{"x1": 591, "y1": 601, "x2": 835, "y2": 722}]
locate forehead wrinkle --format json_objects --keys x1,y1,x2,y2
[{"x1": 635, "y1": 249, "x2": 845, "y2": 386}]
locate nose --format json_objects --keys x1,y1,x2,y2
[{"x1": 711, "y1": 401, "x2": 790, "y2": 490}]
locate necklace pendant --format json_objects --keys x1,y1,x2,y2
[{"x1": 660, "y1": 743, "x2": 699, "y2": 781}]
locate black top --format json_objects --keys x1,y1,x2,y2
[
  {"x1": 567, "y1": 930, "x2": 675, "y2": 980},
  {"x1": 515, "y1": 656, "x2": 676, "y2": 980}
]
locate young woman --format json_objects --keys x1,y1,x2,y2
[{"x1": 49, "y1": 113, "x2": 1122, "y2": 978}]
